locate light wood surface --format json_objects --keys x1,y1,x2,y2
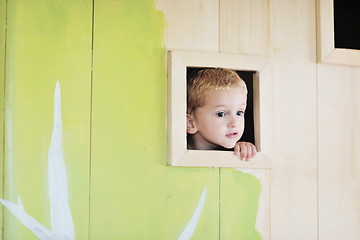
[
  {"x1": 269, "y1": 0, "x2": 318, "y2": 239},
  {"x1": 220, "y1": 0, "x2": 269, "y2": 56},
  {"x1": 318, "y1": 65, "x2": 360, "y2": 239},
  {"x1": 157, "y1": 0, "x2": 219, "y2": 52}
]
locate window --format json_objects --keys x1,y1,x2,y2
[
  {"x1": 187, "y1": 68, "x2": 256, "y2": 147},
  {"x1": 167, "y1": 50, "x2": 272, "y2": 168},
  {"x1": 317, "y1": 0, "x2": 360, "y2": 66},
  {"x1": 334, "y1": 0, "x2": 360, "y2": 50}
]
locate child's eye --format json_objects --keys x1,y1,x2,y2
[
  {"x1": 216, "y1": 112, "x2": 226, "y2": 117},
  {"x1": 237, "y1": 111, "x2": 244, "y2": 116}
]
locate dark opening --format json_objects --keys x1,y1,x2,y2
[
  {"x1": 334, "y1": 0, "x2": 360, "y2": 50},
  {"x1": 186, "y1": 67, "x2": 256, "y2": 150}
]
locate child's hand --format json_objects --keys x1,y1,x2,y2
[{"x1": 234, "y1": 142, "x2": 257, "y2": 161}]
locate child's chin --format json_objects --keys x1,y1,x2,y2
[{"x1": 221, "y1": 143, "x2": 236, "y2": 149}]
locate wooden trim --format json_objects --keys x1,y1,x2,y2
[
  {"x1": 317, "y1": 0, "x2": 360, "y2": 66},
  {"x1": 167, "y1": 50, "x2": 272, "y2": 168}
]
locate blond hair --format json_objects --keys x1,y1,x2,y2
[{"x1": 187, "y1": 68, "x2": 247, "y2": 114}]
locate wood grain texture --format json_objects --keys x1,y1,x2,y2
[
  {"x1": 318, "y1": 65, "x2": 360, "y2": 240},
  {"x1": 269, "y1": 0, "x2": 318, "y2": 239},
  {"x1": 3, "y1": 0, "x2": 92, "y2": 239},
  {"x1": 157, "y1": 0, "x2": 219, "y2": 51},
  {"x1": 220, "y1": 0, "x2": 269, "y2": 56}
]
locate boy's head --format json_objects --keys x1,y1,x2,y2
[
  {"x1": 187, "y1": 68, "x2": 248, "y2": 150},
  {"x1": 187, "y1": 68, "x2": 247, "y2": 114}
]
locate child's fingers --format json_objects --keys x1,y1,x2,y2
[
  {"x1": 239, "y1": 142, "x2": 257, "y2": 161},
  {"x1": 240, "y1": 143, "x2": 248, "y2": 161},
  {"x1": 250, "y1": 144, "x2": 257, "y2": 159},
  {"x1": 234, "y1": 143, "x2": 241, "y2": 156},
  {"x1": 235, "y1": 142, "x2": 257, "y2": 161}
]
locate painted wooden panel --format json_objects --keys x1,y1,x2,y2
[
  {"x1": 0, "y1": 0, "x2": 6, "y2": 236},
  {"x1": 165, "y1": 168, "x2": 219, "y2": 239},
  {"x1": 157, "y1": 0, "x2": 219, "y2": 52},
  {"x1": 2, "y1": 0, "x2": 92, "y2": 239},
  {"x1": 219, "y1": 0, "x2": 269, "y2": 56},
  {"x1": 318, "y1": 65, "x2": 360, "y2": 240},
  {"x1": 269, "y1": 0, "x2": 318, "y2": 239},
  {"x1": 90, "y1": 1, "x2": 220, "y2": 239},
  {"x1": 220, "y1": 168, "x2": 270, "y2": 240}
]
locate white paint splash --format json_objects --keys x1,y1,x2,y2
[
  {"x1": 178, "y1": 187, "x2": 207, "y2": 240},
  {"x1": 0, "y1": 81, "x2": 75, "y2": 240}
]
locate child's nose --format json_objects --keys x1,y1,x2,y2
[{"x1": 228, "y1": 116, "x2": 241, "y2": 128}]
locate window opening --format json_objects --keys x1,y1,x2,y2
[
  {"x1": 186, "y1": 67, "x2": 256, "y2": 149},
  {"x1": 334, "y1": 0, "x2": 360, "y2": 50}
]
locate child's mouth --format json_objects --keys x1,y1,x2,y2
[{"x1": 226, "y1": 132, "x2": 238, "y2": 138}]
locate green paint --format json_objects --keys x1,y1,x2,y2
[
  {"x1": 220, "y1": 169, "x2": 262, "y2": 240},
  {"x1": 3, "y1": 0, "x2": 92, "y2": 239},
  {"x1": 0, "y1": 0, "x2": 6, "y2": 237},
  {"x1": 90, "y1": 0, "x2": 221, "y2": 239},
  {"x1": 2, "y1": 0, "x2": 263, "y2": 239}
]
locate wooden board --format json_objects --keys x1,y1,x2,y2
[
  {"x1": 89, "y1": 1, "x2": 220, "y2": 238},
  {"x1": 165, "y1": 168, "x2": 220, "y2": 239},
  {"x1": 220, "y1": 0, "x2": 269, "y2": 56},
  {"x1": 269, "y1": 0, "x2": 318, "y2": 239},
  {"x1": 3, "y1": 0, "x2": 92, "y2": 239},
  {"x1": 318, "y1": 65, "x2": 360, "y2": 239},
  {"x1": 0, "y1": 0, "x2": 6, "y2": 236},
  {"x1": 157, "y1": 0, "x2": 219, "y2": 52},
  {"x1": 220, "y1": 168, "x2": 270, "y2": 240}
]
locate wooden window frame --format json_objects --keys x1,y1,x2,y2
[
  {"x1": 167, "y1": 50, "x2": 272, "y2": 168},
  {"x1": 317, "y1": 0, "x2": 360, "y2": 66}
]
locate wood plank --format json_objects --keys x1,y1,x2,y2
[
  {"x1": 157, "y1": 0, "x2": 219, "y2": 51},
  {"x1": 90, "y1": 1, "x2": 220, "y2": 238},
  {"x1": 318, "y1": 65, "x2": 360, "y2": 240},
  {"x1": 0, "y1": 0, "x2": 6, "y2": 235},
  {"x1": 220, "y1": 168, "x2": 270, "y2": 240},
  {"x1": 220, "y1": 0, "x2": 269, "y2": 56},
  {"x1": 3, "y1": 0, "x2": 92, "y2": 239},
  {"x1": 165, "y1": 168, "x2": 220, "y2": 239},
  {"x1": 269, "y1": 0, "x2": 318, "y2": 239}
]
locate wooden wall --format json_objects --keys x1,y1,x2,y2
[
  {"x1": 1, "y1": 0, "x2": 360, "y2": 239},
  {"x1": 0, "y1": 0, "x2": 5, "y2": 234},
  {"x1": 160, "y1": 0, "x2": 360, "y2": 239}
]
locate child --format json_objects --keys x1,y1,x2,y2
[{"x1": 186, "y1": 68, "x2": 256, "y2": 161}]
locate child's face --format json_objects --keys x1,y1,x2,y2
[{"x1": 188, "y1": 87, "x2": 247, "y2": 150}]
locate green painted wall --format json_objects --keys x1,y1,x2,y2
[
  {"x1": 0, "y1": 0, "x2": 6, "y2": 237},
  {"x1": 1, "y1": 0, "x2": 262, "y2": 239},
  {"x1": 3, "y1": 0, "x2": 92, "y2": 239}
]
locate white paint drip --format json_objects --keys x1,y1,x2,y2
[
  {"x1": 0, "y1": 81, "x2": 75, "y2": 240},
  {"x1": 178, "y1": 187, "x2": 207, "y2": 240}
]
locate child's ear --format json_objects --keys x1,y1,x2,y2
[{"x1": 186, "y1": 114, "x2": 198, "y2": 134}]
